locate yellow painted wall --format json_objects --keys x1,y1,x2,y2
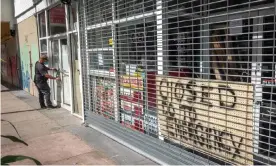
[{"x1": 17, "y1": 16, "x2": 39, "y2": 97}]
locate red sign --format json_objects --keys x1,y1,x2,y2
[
  {"x1": 263, "y1": 79, "x2": 276, "y2": 85},
  {"x1": 120, "y1": 87, "x2": 143, "y2": 104},
  {"x1": 96, "y1": 79, "x2": 115, "y2": 119},
  {"x1": 41, "y1": 6, "x2": 66, "y2": 24},
  {"x1": 121, "y1": 113, "x2": 144, "y2": 133},
  {"x1": 120, "y1": 100, "x2": 143, "y2": 116}
]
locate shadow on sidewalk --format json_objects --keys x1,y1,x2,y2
[
  {"x1": 1, "y1": 81, "x2": 21, "y2": 92},
  {"x1": 1, "y1": 89, "x2": 21, "y2": 92},
  {"x1": 1, "y1": 108, "x2": 40, "y2": 115}
]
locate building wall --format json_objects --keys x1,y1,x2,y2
[
  {"x1": 14, "y1": 0, "x2": 59, "y2": 24},
  {"x1": 1, "y1": 38, "x2": 20, "y2": 87},
  {"x1": 17, "y1": 16, "x2": 39, "y2": 96},
  {"x1": 1, "y1": 0, "x2": 19, "y2": 87},
  {"x1": 14, "y1": 0, "x2": 34, "y2": 18}
]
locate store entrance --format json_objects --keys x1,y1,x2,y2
[{"x1": 50, "y1": 38, "x2": 72, "y2": 111}]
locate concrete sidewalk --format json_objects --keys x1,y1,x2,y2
[{"x1": 1, "y1": 84, "x2": 157, "y2": 165}]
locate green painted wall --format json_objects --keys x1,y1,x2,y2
[{"x1": 19, "y1": 44, "x2": 39, "y2": 93}]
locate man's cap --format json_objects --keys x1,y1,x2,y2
[{"x1": 40, "y1": 55, "x2": 48, "y2": 60}]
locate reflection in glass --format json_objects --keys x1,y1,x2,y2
[
  {"x1": 117, "y1": 18, "x2": 157, "y2": 73},
  {"x1": 88, "y1": 26, "x2": 112, "y2": 49},
  {"x1": 40, "y1": 39, "x2": 47, "y2": 52},
  {"x1": 69, "y1": 2, "x2": 78, "y2": 30},
  {"x1": 51, "y1": 40, "x2": 59, "y2": 101},
  {"x1": 39, "y1": 12, "x2": 46, "y2": 37},
  {"x1": 89, "y1": 51, "x2": 113, "y2": 71},
  {"x1": 116, "y1": 0, "x2": 156, "y2": 19},
  {"x1": 209, "y1": 19, "x2": 252, "y2": 83},
  {"x1": 85, "y1": 0, "x2": 112, "y2": 25},
  {"x1": 48, "y1": 5, "x2": 66, "y2": 35}
]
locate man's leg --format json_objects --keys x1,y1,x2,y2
[
  {"x1": 37, "y1": 83, "x2": 53, "y2": 107},
  {"x1": 36, "y1": 85, "x2": 46, "y2": 108}
]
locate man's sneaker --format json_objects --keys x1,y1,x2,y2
[
  {"x1": 41, "y1": 106, "x2": 47, "y2": 109},
  {"x1": 47, "y1": 105, "x2": 58, "y2": 109}
]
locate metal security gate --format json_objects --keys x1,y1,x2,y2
[{"x1": 78, "y1": 0, "x2": 276, "y2": 165}]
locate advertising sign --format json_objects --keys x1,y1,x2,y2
[
  {"x1": 121, "y1": 113, "x2": 144, "y2": 133},
  {"x1": 96, "y1": 78, "x2": 116, "y2": 119},
  {"x1": 120, "y1": 87, "x2": 143, "y2": 104},
  {"x1": 121, "y1": 100, "x2": 143, "y2": 117},
  {"x1": 120, "y1": 75, "x2": 143, "y2": 90},
  {"x1": 120, "y1": 75, "x2": 144, "y2": 132},
  {"x1": 144, "y1": 112, "x2": 158, "y2": 136},
  {"x1": 41, "y1": 6, "x2": 66, "y2": 25},
  {"x1": 156, "y1": 76, "x2": 254, "y2": 165}
]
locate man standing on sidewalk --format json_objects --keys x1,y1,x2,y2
[{"x1": 34, "y1": 55, "x2": 60, "y2": 109}]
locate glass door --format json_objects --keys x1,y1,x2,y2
[
  {"x1": 60, "y1": 39, "x2": 71, "y2": 106},
  {"x1": 51, "y1": 40, "x2": 61, "y2": 105},
  {"x1": 50, "y1": 38, "x2": 72, "y2": 111}
]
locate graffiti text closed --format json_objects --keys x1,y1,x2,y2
[{"x1": 156, "y1": 76, "x2": 254, "y2": 165}]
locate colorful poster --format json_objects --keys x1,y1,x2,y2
[
  {"x1": 120, "y1": 75, "x2": 143, "y2": 90},
  {"x1": 144, "y1": 112, "x2": 158, "y2": 136},
  {"x1": 121, "y1": 113, "x2": 144, "y2": 133},
  {"x1": 121, "y1": 100, "x2": 143, "y2": 117},
  {"x1": 120, "y1": 87, "x2": 143, "y2": 104},
  {"x1": 120, "y1": 75, "x2": 144, "y2": 132},
  {"x1": 96, "y1": 78, "x2": 115, "y2": 119}
]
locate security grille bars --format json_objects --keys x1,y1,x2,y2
[{"x1": 78, "y1": 0, "x2": 276, "y2": 165}]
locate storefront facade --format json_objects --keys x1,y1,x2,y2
[
  {"x1": 14, "y1": 0, "x2": 83, "y2": 116},
  {"x1": 78, "y1": 0, "x2": 276, "y2": 165},
  {"x1": 36, "y1": 1, "x2": 83, "y2": 116}
]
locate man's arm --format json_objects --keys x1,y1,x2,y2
[
  {"x1": 38, "y1": 64, "x2": 59, "y2": 80},
  {"x1": 44, "y1": 74, "x2": 59, "y2": 80},
  {"x1": 46, "y1": 67, "x2": 57, "y2": 71}
]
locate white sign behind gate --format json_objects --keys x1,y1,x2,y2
[{"x1": 156, "y1": 76, "x2": 254, "y2": 165}]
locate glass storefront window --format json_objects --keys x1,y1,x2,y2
[
  {"x1": 40, "y1": 39, "x2": 47, "y2": 52},
  {"x1": 87, "y1": 26, "x2": 112, "y2": 49},
  {"x1": 38, "y1": 12, "x2": 46, "y2": 37},
  {"x1": 78, "y1": 0, "x2": 276, "y2": 165},
  {"x1": 69, "y1": 2, "x2": 78, "y2": 31},
  {"x1": 166, "y1": 0, "x2": 201, "y2": 15},
  {"x1": 85, "y1": 0, "x2": 112, "y2": 25},
  {"x1": 209, "y1": 19, "x2": 253, "y2": 83},
  {"x1": 208, "y1": 0, "x2": 275, "y2": 14},
  {"x1": 167, "y1": 16, "x2": 200, "y2": 78},
  {"x1": 117, "y1": 17, "x2": 157, "y2": 74},
  {"x1": 48, "y1": 4, "x2": 66, "y2": 35},
  {"x1": 115, "y1": 0, "x2": 156, "y2": 19},
  {"x1": 89, "y1": 51, "x2": 113, "y2": 71}
]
